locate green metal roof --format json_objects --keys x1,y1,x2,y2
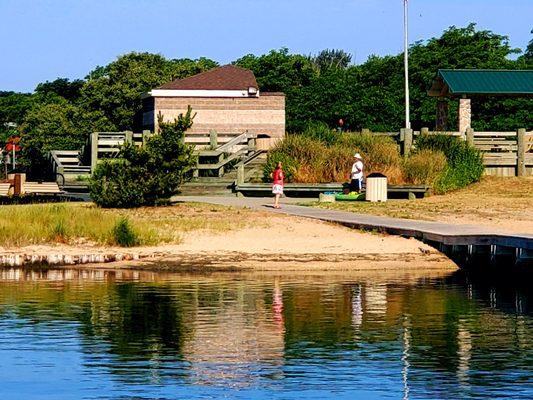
[{"x1": 429, "y1": 69, "x2": 533, "y2": 96}]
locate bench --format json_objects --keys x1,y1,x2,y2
[
  {"x1": 24, "y1": 182, "x2": 64, "y2": 195},
  {"x1": 234, "y1": 183, "x2": 430, "y2": 199},
  {"x1": 0, "y1": 183, "x2": 11, "y2": 197}
]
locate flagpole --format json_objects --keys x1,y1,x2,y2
[{"x1": 404, "y1": 0, "x2": 410, "y2": 129}]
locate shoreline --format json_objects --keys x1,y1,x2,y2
[
  {"x1": 0, "y1": 203, "x2": 457, "y2": 271},
  {"x1": 0, "y1": 243, "x2": 455, "y2": 272}
]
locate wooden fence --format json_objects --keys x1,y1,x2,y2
[{"x1": 368, "y1": 127, "x2": 532, "y2": 177}]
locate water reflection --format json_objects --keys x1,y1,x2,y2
[{"x1": 0, "y1": 267, "x2": 532, "y2": 399}]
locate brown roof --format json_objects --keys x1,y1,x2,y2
[{"x1": 158, "y1": 65, "x2": 259, "y2": 91}]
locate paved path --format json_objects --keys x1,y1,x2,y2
[{"x1": 173, "y1": 196, "x2": 533, "y2": 251}]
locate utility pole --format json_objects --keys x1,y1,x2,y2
[{"x1": 403, "y1": 0, "x2": 410, "y2": 129}]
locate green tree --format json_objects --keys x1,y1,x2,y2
[
  {"x1": 80, "y1": 52, "x2": 217, "y2": 131},
  {"x1": 235, "y1": 48, "x2": 317, "y2": 131},
  {"x1": 309, "y1": 49, "x2": 352, "y2": 73},
  {"x1": 35, "y1": 78, "x2": 84, "y2": 102},
  {"x1": 0, "y1": 91, "x2": 33, "y2": 126},
  {"x1": 18, "y1": 100, "x2": 114, "y2": 177},
  {"x1": 522, "y1": 29, "x2": 533, "y2": 63},
  {"x1": 89, "y1": 107, "x2": 197, "y2": 208}
]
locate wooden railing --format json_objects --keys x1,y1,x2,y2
[
  {"x1": 360, "y1": 127, "x2": 532, "y2": 177},
  {"x1": 466, "y1": 129, "x2": 532, "y2": 177},
  {"x1": 195, "y1": 132, "x2": 257, "y2": 178},
  {"x1": 49, "y1": 150, "x2": 91, "y2": 185}
]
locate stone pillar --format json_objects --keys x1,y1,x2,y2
[
  {"x1": 458, "y1": 98, "x2": 471, "y2": 134},
  {"x1": 401, "y1": 128, "x2": 413, "y2": 157},
  {"x1": 436, "y1": 99, "x2": 448, "y2": 131},
  {"x1": 517, "y1": 128, "x2": 526, "y2": 177}
]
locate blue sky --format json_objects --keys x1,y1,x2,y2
[{"x1": 0, "y1": 0, "x2": 531, "y2": 92}]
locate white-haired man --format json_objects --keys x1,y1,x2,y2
[{"x1": 349, "y1": 153, "x2": 364, "y2": 193}]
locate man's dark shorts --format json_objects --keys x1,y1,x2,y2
[{"x1": 349, "y1": 179, "x2": 361, "y2": 192}]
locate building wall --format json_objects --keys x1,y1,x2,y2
[{"x1": 143, "y1": 94, "x2": 285, "y2": 148}]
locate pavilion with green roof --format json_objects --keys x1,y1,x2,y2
[{"x1": 428, "y1": 69, "x2": 533, "y2": 132}]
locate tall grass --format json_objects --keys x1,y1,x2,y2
[
  {"x1": 264, "y1": 125, "x2": 404, "y2": 183},
  {"x1": 0, "y1": 203, "x2": 254, "y2": 248},
  {"x1": 416, "y1": 135, "x2": 484, "y2": 193},
  {"x1": 403, "y1": 149, "x2": 447, "y2": 185},
  {"x1": 264, "y1": 124, "x2": 484, "y2": 193}
]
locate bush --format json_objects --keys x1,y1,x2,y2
[
  {"x1": 112, "y1": 217, "x2": 138, "y2": 247},
  {"x1": 263, "y1": 151, "x2": 298, "y2": 182},
  {"x1": 416, "y1": 134, "x2": 484, "y2": 193},
  {"x1": 302, "y1": 121, "x2": 339, "y2": 145},
  {"x1": 88, "y1": 159, "x2": 147, "y2": 208},
  {"x1": 403, "y1": 149, "x2": 447, "y2": 185},
  {"x1": 89, "y1": 107, "x2": 197, "y2": 207},
  {"x1": 264, "y1": 131, "x2": 404, "y2": 184},
  {"x1": 50, "y1": 220, "x2": 68, "y2": 243}
]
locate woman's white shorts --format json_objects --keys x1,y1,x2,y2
[{"x1": 272, "y1": 184, "x2": 284, "y2": 195}]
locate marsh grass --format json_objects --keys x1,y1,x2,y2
[
  {"x1": 0, "y1": 202, "x2": 253, "y2": 247},
  {"x1": 265, "y1": 132, "x2": 405, "y2": 183},
  {"x1": 403, "y1": 149, "x2": 447, "y2": 185}
]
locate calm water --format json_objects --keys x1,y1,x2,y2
[{"x1": 0, "y1": 268, "x2": 531, "y2": 400}]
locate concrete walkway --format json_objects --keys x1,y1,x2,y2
[{"x1": 173, "y1": 196, "x2": 533, "y2": 251}]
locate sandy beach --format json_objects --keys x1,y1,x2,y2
[{"x1": 0, "y1": 213, "x2": 454, "y2": 271}]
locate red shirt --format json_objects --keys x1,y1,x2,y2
[{"x1": 273, "y1": 169, "x2": 284, "y2": 185}]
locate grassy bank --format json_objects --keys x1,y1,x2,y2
[
  {"x1": 264, "y1": 124, "x2": 483, "y2": 192},
  {"x1": 0, "y1": 203, "x2": 254, "y2": 248},
  {"x1": 312, "y1": 176, "x2": 533, "y2": 233}
]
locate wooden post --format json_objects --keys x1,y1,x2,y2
[
  {"x1": 125, "y1": 130, "x2": 133, "y2": 145},
  {"x1": 421, "y1": 127, "x2": 429, "y2": 136},
  {"x1": 14, "y1": 173, "x2": 26, "y2": 195},
  {"x1": 56, "y1": 166, "x2": 65, "y2": 184},
  {"x1": 517, "y1": 128, "x2": 526, "y2": 177},
  {"x1": 466, "y1": 128, "x2": 474, "y2": 147},
  {"x1": 90, "y1": 132, "x2": 99, "y2": 173},
  {"x1": 247, "y1": 134, "x2": 256, "y2": 150},
  {"x1": 237, "y1": 164, "x2": 245, "y2": 185},
  {"x1": 142, "y1": 130, "x2": 150, "y2": 146},
  {"x1": 402, "y1": 128, "x2": 413, "y2": 157},
  {"x1": 209, "y1": 130, "x2": 218, "y2": 149}
]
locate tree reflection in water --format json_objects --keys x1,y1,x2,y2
[{"x1": 0, "y1": 267, "x2": 532, "y2": 399}]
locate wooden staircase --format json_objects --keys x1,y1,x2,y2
[{"x1": 49, "y1": 131, "x2": 267, "y2": 194}]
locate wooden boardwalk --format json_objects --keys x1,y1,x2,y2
[{"x1": 173, "y1": 196, "x2": 533, "y2": 266}]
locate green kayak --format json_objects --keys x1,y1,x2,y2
[{"x1": 334, "y1": 192, "x2": 365, "y2": 201}]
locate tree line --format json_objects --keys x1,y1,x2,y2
[{"x1": 0, "y1": 23, "x2": 531, "y2": 176}]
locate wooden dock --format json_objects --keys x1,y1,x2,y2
[{"x1": 172, "y1": 196, "x2": 533, "y2": 268}]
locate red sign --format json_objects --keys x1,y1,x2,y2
[{"x1": 5, "y1": 136, "x2": 21, "y2": 152}]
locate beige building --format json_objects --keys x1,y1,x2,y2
[{"x1": 142, "y1": 65, "x2": 285, "y2": 149}]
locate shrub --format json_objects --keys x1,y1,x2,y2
[
  {"x1": 301, "y1": 121, "x2": 339, "y2": 145},
  {"x1": 416, "y1": 134, "x2": 484, "y2": 193},
  {"x1": 403, "y1": 149, "x2": 447, "y2": 185},
  {"x1": 263, "y1": 151, "x2": 298, "y2": 182},
  {"x1": 264, "y1": 131, "x2": 406, "y2": 184},
  {"x1": 89, "y1": 107, "x2": 197, "y2": 207},
  {"x1": 88, "y1": 159, "x2": 147, "y2": 208},
  {"x1": 50, "y1": 220, "x2": 68, "y2": 243},
  {"x1": 112, "y1": 217, "x2": 138, "y2": 247}
]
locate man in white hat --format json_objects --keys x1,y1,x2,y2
[{"x1": 349, "y1": 153, "x2": 364, "y2": 193}]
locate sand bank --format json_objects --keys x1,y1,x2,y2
[{"x1": 0, "y1": 214, "x2": 455, "y2": 271}]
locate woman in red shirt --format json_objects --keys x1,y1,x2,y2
[{"x1": 272, "y1": 161, "x2": 284, "y2": 209}]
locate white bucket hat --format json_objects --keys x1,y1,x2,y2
[{"x1": 354, "y1": 153, "x2": 362, "y2": 158}]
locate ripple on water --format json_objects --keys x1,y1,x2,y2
[{"x1": 0, "y1": 267, "x2": 532, "y2": 399}]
